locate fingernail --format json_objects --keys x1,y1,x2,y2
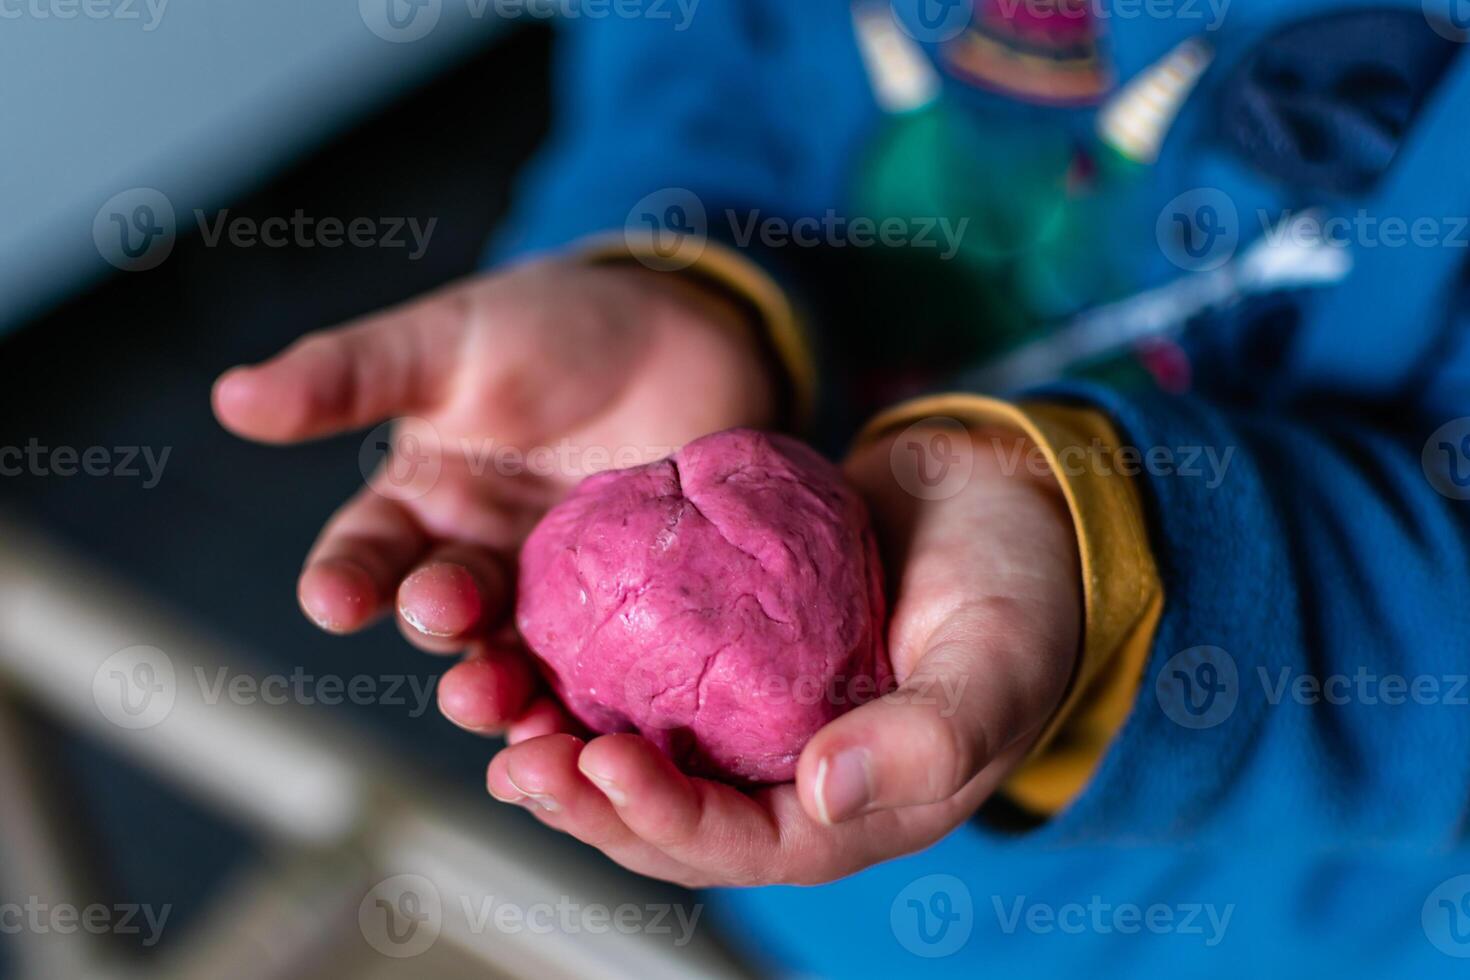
[
  {"x1": 815, "y1": 748, "x2": 872, "y2": 825},
  {"x1": 579, "y1": 765, "x2": 628, "y2": 807},
  {"x1": 399, "y1": 603, "x2": 451, "y2": 638},
  {"x1": 212, "y1": 367, "x2": 255, "y2": 410},
  {"x1": 488, "y1": 785, "x2": 524, "y2": 805},
  {"x1": 506, "y1": 772, "x2": 560, "y2": 812},
  {"x1": 300, "y1": 558, "x2": 374, "y2": 633},
  {"x1": 398, "y1": 563, "x2": 480, "y2": 638}
]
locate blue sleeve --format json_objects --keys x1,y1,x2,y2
[
  {"x1": 486, "y1": 2, "x2": 878, "y2": 263},
  {"x1": 1024, "y1": 47, "x2": 1470, "y2": 851},
  {"x1": 1039, "y1": 357, "x2": 1470, "y2": 849}
]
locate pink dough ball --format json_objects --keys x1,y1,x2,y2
[{"x1": 516, "y1": 428, "x2": 890, "y2": 783}]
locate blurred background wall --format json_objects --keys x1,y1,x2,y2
[{"x1": 0, "y1": 7, "x2": 742, "y2": 977}]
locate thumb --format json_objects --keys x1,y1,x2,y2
[
  {"x1": 212, "y1": 287, "x2": 466, "y2": 444},
  {"x1": 796, "y1": 597, "x2": 1071, "y2": 825}
]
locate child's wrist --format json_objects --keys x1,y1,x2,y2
[{"x1": 571, "y1": 235, "x2": 814, "y2": 430}]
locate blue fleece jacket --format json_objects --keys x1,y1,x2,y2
[{"x1": 489, "y1": 2, "x2": 1470, "y2": 975}]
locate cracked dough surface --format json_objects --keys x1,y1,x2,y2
[{"x1": 516, "y1": 428, "x2": 889, "y2": 783}]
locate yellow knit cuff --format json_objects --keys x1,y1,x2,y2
[
  {"x1": 575, "y1": 233, "x2": 816, "y2": 429},
  {"x1": 860, "y1": 394, "x2": 1164, "y2": 815}
]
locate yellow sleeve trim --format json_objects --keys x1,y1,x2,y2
[
  {"x1": 860, "y1": 394, "x2": 1164, "y2": 816},
  {"x1": 575, "y1": 233, "x2": 817, "y2": 429}
]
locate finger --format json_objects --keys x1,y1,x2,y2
[
  {"x1": 797, "y1": 597, "x2": 1070, "y2": 824},
  {"x1": 506, "y1": 696, "x2": 579, "y2": 745},
  {"x1": 578, "y1": 736, "x2": 985, "y2": 885},
  {"x1": 395, "y1": 545, "x2": 511, "y2": 651},
  {"x1": 486, "y1": 735, "x2": 705, "y2": 885},
  {"x1": 575, "y1": 735, "x2": 792, "y2": 885},
  {"x1": 298, "y1": 489, "x2": 430, "y2": 633},
  {"x1": 436, "y1": 644, "x2": 536, "y2": 735},
  {"x1": 212, "y1": 288, "x2": 467, "y2": 444}
]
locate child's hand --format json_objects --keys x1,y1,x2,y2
[
  {"x1": 484, "y1": 425, "x2": 1082, "y2": 886},
  {"x1": 213, "y1": 258, "x2": 776, "y2": 737}
]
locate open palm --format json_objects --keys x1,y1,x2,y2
[{"x1": 213, "y1": 257, "x2": 775, "y2": 737}]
